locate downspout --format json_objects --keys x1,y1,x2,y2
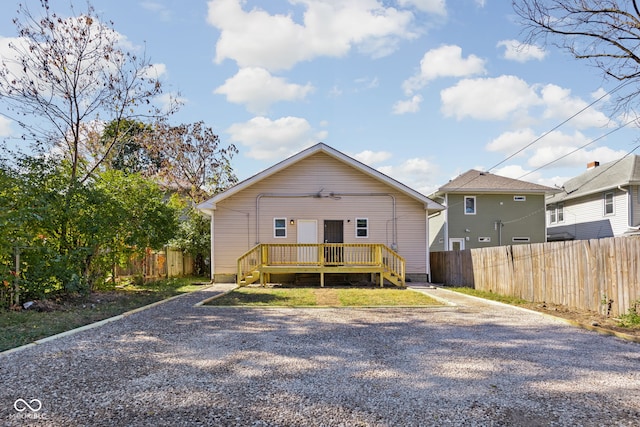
[
  {"x1": 618, "y1": 185, "x2": 633, "y2": 227},
  {"x1": 210, "y1": 210, "x2": 215, "y2": 281},
  {"x1": 443, "y1": 193, "x2": 449, "y2": 250},
  {"x1": 329, "y1": 193, "x2": 397, "y2": 249},
  {"x1": 425, "y1": 210, "x2": 430, "y2": 281}
]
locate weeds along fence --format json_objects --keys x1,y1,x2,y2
[{"x1": 430, "y1": 236, "x2": 640, "y2": 317}]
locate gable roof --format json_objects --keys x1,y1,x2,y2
[
  {"x1": 548, "y1": 155, "x2": 640, "y2": 203},
  {"x1": 197, "y1": 143, "x2": 444, "y2": 213},
  {"x1": 434, "y1": 169, "x2": 557, "y2": 195}
]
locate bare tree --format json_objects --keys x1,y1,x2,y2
[
  {"x1": 513, "y1": 0, "x2": 640, "y2": 112},
  {"x1": 151, "y1": 121, "x2": 238, "y2": 203},
  {"x1": 0, "y1": 0, "x2": 179, "y2": 184}
]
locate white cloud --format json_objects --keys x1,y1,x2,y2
[
  {"x1": 540, "y1": 84, "x2": 612, "y2": 129},
  {"x1": 528, "y1": 143, "x2": 628, "y2": 169},
  {"x1": 0, "y1": 116, "x2": 12, "y2": 136},
  {"x1": 215, "y1": 67, "x2": 314, "y2": 114},
  {"x1": 486, "y1": 128, "x2": 538, "y2": 153},
  {"x1": 142, "y1": 63, "x2": 167, "y2": 79},
  {"x1": 226, "y1": 116, "x2": 327, "y2": 160},
  {"x1": 397, "y1": 0, "x2": 446, "y2": 15},
  {"x1": 353, "y1": 149, "x2": 392, "y2": 165},
  {"x1": 440, "y1": 75, "x2": 540, "y2": 120},
  {"x1": 402, "y1": 45, "x2": 486, "y2": 95},
  {"x1": 141, "y1": 1, "x2": 173, "y2": 21},
  {"x1": 155, "y1": 92, "x2": 187, "y2": 112},
  {"x1": 378, "y1": 157, "x2": 439, "y2": 195},
  {"x1": 497, "y1": 39, "x2": 547, "y2": 63},
  {"x1": 591, "y1": 87, "x2": 611, "y2": 103},
  {"x1": 492, "y1": 164, "x2": 537, "y2": 180},
  {"x1": 392, "y1": 95, "x2": 423, "y2": 114},
  {"x1": 207, "y1": 0, "x2": 416, "y2": 71}
]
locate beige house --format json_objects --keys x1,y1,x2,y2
[{"x1": 197, "y1": 143, "x2": 443, "y2": 285}]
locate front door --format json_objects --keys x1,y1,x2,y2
[
  {"x1": 297, "y1": 220, "x2": 318, "y2": 263},
  {"x1": 324, "y1": 220, "x2": 344, "y2": 264}
]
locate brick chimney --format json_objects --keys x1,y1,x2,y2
[{"x1": 587, "y1": 161, "x2": 600, "y2": 169}]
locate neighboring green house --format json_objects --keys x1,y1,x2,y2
[{"x1": 429, "y1": 169, "x2": 557, "y2": 251}]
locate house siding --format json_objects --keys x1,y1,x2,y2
[
  {"x1": 547, "y1": 189, "x2": 630, "y2": 239},
  {"x1": 428, "y1": 211, "x2": 446, "y2": 252},
  {"x1": 633, "y1": 185, "x2": 640, "y2": 227},
  {"x1": 212, "y1": 152, "x2": 429, "y2": 276},
  {"x1": 441, "y1": 193, "x2": 546, "y2": 250}
]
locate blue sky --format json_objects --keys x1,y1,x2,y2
[{"x1": 1, "y1": 0, "x2": 638, "y2": 195}]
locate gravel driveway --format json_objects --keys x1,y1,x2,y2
[{"x1": 1, "y1": 284, "x2": 639, "y2": 426}]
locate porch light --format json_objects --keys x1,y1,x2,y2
[{"x1": 290, "y1": 219, "x2": 295, "y2": 225}]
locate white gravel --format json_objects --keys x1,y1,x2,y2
[{"x1": 1, "y1": 284, "x2": 639, "y2": 426}]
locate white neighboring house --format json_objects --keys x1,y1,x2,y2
[{"x1": 546, "y1": 156, "x2": 640, "y2": 241}]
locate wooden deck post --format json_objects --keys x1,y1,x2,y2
[{"x1": 320, "y1": 271, "x2": 324, "y2": 287}]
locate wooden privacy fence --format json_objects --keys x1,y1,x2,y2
[
  {"x1": 430, "y1": 236, "x2": 640, "y2": 317},
  {"x1": 116, "y1": 248, "x2": 194, "y2": 280}
]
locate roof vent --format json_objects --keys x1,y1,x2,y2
[{"x1": 587, "y1": 161, "x2": 599, "y2": 169}]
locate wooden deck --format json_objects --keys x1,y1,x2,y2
[{"x1": 237, "y1": 243, "x2": 405, "y2": 287}]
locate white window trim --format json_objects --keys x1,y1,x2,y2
[
  {"x1": 355, "y1": 218, "x2": 369, "y2": 238},
  {"x1": 514, "y1": 195, "x2": 526, "y2": 201},
  {"x1": 274, "y1": 217, "x2": 287, "y2": 238},
  {"x1": 604, "y1": 191, "x2": 614, "y2": 216},
  {"x1": 549, "y1": 207, "x2": 557, "y2": 224},
  {"x1": 557, "y1": 203, "x2": 564, "y2": 223},
  {"x1": 464, "y1": 196, "x2": 476, "y2": 215}
]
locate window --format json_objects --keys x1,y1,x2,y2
[
  {"x1": 604, "y1": 192, "x2": 614, "y2": 215},
  {"x1": 549, "y1": 203, "x2": 564, "y2": 224},
  {"x1": 355, "y1": 218, "x2": 368, "y2": 238},
  {"x1": 274, "y1": 218, "x2": 287, "y2": 238},
  {"x1": 512, "y1": 237, "x2": 530, "y2": 243},
  {"x1": 514, "y1": 195, "x2": 526, "y2": 201},
  {"x1": 478, "y1": 237, "x2": 491, "y2": 243},
  {"x1": 464, "y1": 196, "x2": 476, "y2": 215},
  {"x1": 557, "y1": 203, "x2": 564, "y2": 222}
]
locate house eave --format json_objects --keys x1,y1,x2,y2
[{"x1": 198, "y1": 143, "x2": 445, "y2": 213}]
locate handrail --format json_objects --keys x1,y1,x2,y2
[{"x1": 237, "y1": 243, "x2": 405, "y2": 286}]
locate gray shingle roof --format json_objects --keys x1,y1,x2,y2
[
  {"x1": 435, "y1": 169, "x2": 557, "y2": 194},
  {"x1": 547, "y1": 155, "x2": 640, "y2": 203}
]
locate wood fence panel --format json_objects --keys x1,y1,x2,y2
[{"x1": 429, "y1": 236, "x2": 640, "y2": 315}]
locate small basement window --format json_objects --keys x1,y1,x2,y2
[
  {"x1": 356, "y1": 218, "x2": 368, "y2": 238},
  {"x1": 274, "y1": 218, "x2": 287, "y2": 238},
  {"x1": 478, "y1": 237, "x2": 491, "y2": 243},
  {"x1": 514, "y1": 195, "x2": 526, "y2": 201},
  {"x1": 512, "y1": 237, "x2": 530, "y2": 243}
]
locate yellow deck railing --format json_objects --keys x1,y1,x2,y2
[{"x1": 237, "y1": 243, "x2": 405, "y2": 287}]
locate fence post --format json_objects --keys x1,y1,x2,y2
[{"x1": 13, "y1": 246, "x2": 20, "y2": 307}]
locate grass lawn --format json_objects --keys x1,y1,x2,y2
[
  {"x1": 205, "y1": 286, "x2": 442, "y2": 307},
  {"x1": 0, "y1": 277, "x2": 208, "y2": 352}
]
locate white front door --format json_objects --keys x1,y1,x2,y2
[
  {"x1": 449, "y1": 237, "x2": 465, "y2": 251},
  {"x1": 297, "y1": 220, "x2": 318, "y2": 263}
]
